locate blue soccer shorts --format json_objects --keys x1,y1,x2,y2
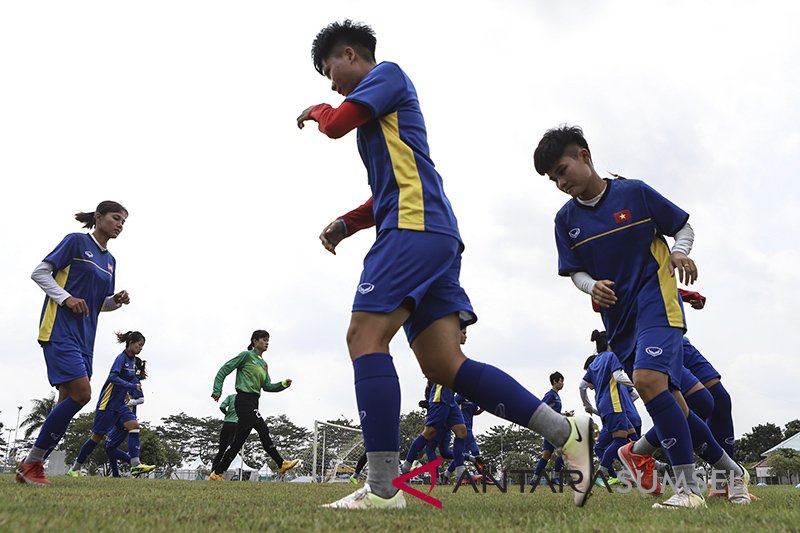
[{"x1": 353, "y1": 229, "x2": 476, "y2": 343}]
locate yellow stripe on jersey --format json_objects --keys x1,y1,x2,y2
[
  {"x1": 380, "y1": 112, "x2": 425, "y2": 231},
  {"x1": 433, "y1": 384, "x2": 442, "y2": 403},
  {"x1": 609, "y1": 377, "x2": 622, "y2": 413},
  {"x1": 73, "y1": 257, "x2": 113, "y2": 277},
  {"x1": 571, "y1": 218, "x2": 652, "y2": 250},
  {"x1": 38, "y1": 265, "x2": 71, "y2": 342},
  {"x1": 98, "y1": 383, "x2": 114, "y2": 410},
  {"x1": 650, "y1": 237, "x2": 684, "y2": 328}
]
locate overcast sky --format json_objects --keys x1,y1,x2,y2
[{"x1": 1, "y1": 1, "x2": 798, "y2": 450}]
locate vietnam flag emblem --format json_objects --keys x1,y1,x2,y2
[{"x1": 613, "y1": 209, "x2": 631, "y2": 224}]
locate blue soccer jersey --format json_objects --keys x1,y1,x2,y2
[
  {"x1": 542, "y1": 389, "x2": 562, "y2": 413},
  {"x1": 555, "y1": 178, "x2": 689, "y2": 361},
  {"x1": 95, "y1": 351, "x2": 138, "y2": 412},
  {"x1": 127, "y1": 376, "x2": 143, "y2": 416},
  {"x1": 583, "y1": 351, "x2": 633, "y2": 418},
  {"x1": 429, "y1": 383, "x2": 457, "y2": 407},
  {"x1": 345, "y1": 62, "x2": 461, "y2": 241},
  {"x1": 454, "y1": 393, "x2": 479, "y2": 429},
  {"x1": 621, "y1": 386, "x2": 641, "y2": 428},
  {"x1": 38, "y1": 233, "x2": 116, "y2": 355}
]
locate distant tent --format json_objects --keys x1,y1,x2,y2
[
  {"x1": 225, "y1": 455, "x2": 257, "y2": 480},
  {"x1": 228, "y1": 454, "x2": 256, "y2": 472},
  {"x1": 174, "y1": 457, "x2": 209, "y2": 480}
]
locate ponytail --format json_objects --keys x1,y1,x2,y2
[
  {"x1": 590, "y1": 329, "x2": 608, "y2": 353},
  {"x1": 116, "y1": 330, "x2": 146, "y2": 346},
  {"x1": 135, "y1": 356, "x2": 148, "y2": 380},
  {"x1": 248, "y1": 329, "x2": 270, "y2": 350},
  {"x1": 75, "y1": 200, "x2": 128, "y2": 229}
]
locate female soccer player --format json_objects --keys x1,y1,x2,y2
[
  {"x1": 579, "y1": 331, "x2": 637, "y2": 486},
  {"x1": 104, "y1": 354, "x2": 155, "y2": 477},
  {"x1": 299, "y1": 20, "x2": 594, "y2": 510},
  {"x1": 68, "y1": 331, "x2": 154, "y2": 476},
  {"x1": 535, "y1": 125, "x2": 748, "y2": 507},
  {"x1": 209, "y1": 330, "x2": 299, "y2": 480},
  {"x1": 533, "y1": 372, "x2": 569, "y2": 485},
  {"x1": 20, "y1": 201, "x2": 131, "y2": 485},
  {"x1": 211, "y1": 393, "x2": 239, "y2": 473}
]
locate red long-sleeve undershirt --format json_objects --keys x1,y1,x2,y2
[
  {"x1": 340, "y1": 197, "x2": 375, "y2": 236},
  {"x1": 309, "y1": 101, "x2": 372, "y2": 139}
]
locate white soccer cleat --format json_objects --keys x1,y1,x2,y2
[
  {"x1": 728, "y1": 464, "x2": 751, "y2": 505},
  {"x1": 652, "y1": 488, "x2": 707, "y2": 509},
  {"x1": 322, "y1": 484, "x2": 406, "y2": 510},
  {"x1": 561, "y1": 415, "x2": 596, "y2": 507}
]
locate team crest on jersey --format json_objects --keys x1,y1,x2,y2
[
  {"x1": 645, "y1": 346, "x2": 663, "y2": 357},
  {"x1": 568, "y1": 228, "x2": 581, "y2": 239},
  {"x1": 108, "y1": 263, "x2": 114, "y2": 272},
  {"x1": 358, "y1": 283, "x2": 375, "y2": 294},
  {"x1": 84, "y1": 251, "x2": 94, "y2": 258}
]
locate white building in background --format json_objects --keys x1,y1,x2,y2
[{"x1": 755, "y1": 432, "x2": 800, "y2": 485}]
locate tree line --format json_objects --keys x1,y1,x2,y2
[{"x1": 8, "y1": 393, "x2": 799, "y2": 480}]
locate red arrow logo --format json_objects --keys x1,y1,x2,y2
[{"x1": 391, "y1": 457, "x2": 443, "y2": 509}]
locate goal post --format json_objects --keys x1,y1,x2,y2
[{"x1": 297, "y1": 420, "x2": 363, "y2": 483}]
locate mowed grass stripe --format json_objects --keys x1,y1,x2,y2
[{"x1": 1, "y1": 475, "x2": 798, "y2": 532}]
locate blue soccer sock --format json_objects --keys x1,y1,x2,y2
[
  {"x1": 354, "y1": 353, "x2": 401, "y2": 452},
  {"x1": 685, "y1": 387, "x2": 715, "y2": 420},
  {"x1": 553, "y1": 455, "x2": 564, "y2": 473},
  {"x1": 354, "y1": 353, "x2": 400, "y2": 499},
  {"x1": 686, "y1": 410, "x2": 740, "y2": 474},
  {"x1": 128, "y1": 430, "x2": 141, "y2": 467},
  {"x1": 405, "y1": 434, "x2": 429, "y2": 463},
  {"x1": 438, "y1": 440, "x2": 453, "y2": 460},
  {"x1": 454, "y1": 360, "x2": 569, "y2": 443},
  {"x1": 425, "y1": 438, "x2": 438, "y2": 462},
  {"x1": 645, "y1": 391, "x2": 693, "y2": 467},
  {"x1": 706, "y1": 382, "x2": 736, "y2": 459},
  {"x1": 74, "y1": 438, "x2": 99, "y2": 469},
  {"x1": 534, "y1": 457, "x2": 548, "y2": 476},
  {"x1": 601, "y1": 437, "x2": 627, "y2": 471},
  {"x1": 108, "y1": 456, "x2": 120, "y2": 477},
  {"x1": 108, "y1": 447, "x2": 131, "y2": 465},
  {"x1": 27, "y1": 397, "x2": 83, "y2": 464},
  {"x1": 452, "y1": 437, "x2": 465, "y2": 468}
]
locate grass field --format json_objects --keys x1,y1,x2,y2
[{"x1": 1, "y1": 474, "x2": 798, "y2": 532}]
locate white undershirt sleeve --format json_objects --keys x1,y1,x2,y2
[
  {"x1": 570, "y1": 271, "x2": 597, "y2": 296},
  {"x1": 629, "y1": 387, "x2": 640, "y2": 402},
  {"x1": 101, "y1": 296, "x2": 122, "y2": 312},
  {"x1": 612, "y1": 369, "x2": 635, "y2": 387},
  {"x1": 671, "y1": 222, "x2": 694, "y2": 255},
  {"x1": 31, "y1": 262, "x2": 70, "y2": 306},
  {"x1": 579, "y1": 380, "x2": 599, "y2": 415}
]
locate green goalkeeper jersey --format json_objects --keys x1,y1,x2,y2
[
  {"x1": 212, "y1": 350, "x2": 287, "y2": 397},
  {"x1": 219, "y1": 393, "x2": 239, "y2": 423}
]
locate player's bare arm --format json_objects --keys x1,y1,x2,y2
[
  {"x1": 591, "y1": 279, "x2": 617, "y2": 308},
  {"x1": 669, "y1": 251, "x2": 698, "y2": 285},
  {"x1": 319, "y1": 219, "x2": 346, "y2": 255},
  {"x1": 296, "y1": 105, "x2": 318, "y2": 129},
  {"x1": 113, "y1": 290, "x2": 130, "y2": 305},
  {"x1": 63, "y1": 296, "x2": 90, "y2": 315}
]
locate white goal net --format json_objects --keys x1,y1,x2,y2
[{"x1": 294, "y1": 421, "x2": 364, "y2": 483}]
